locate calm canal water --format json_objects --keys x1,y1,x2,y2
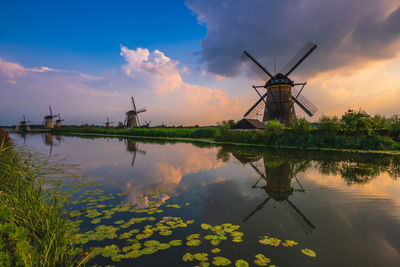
[{"x1": 11, "y1": 133, "x2": 400, "y2": 266}]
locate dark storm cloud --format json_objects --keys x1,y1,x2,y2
[{"x1": 186, "y1": 0, "x2": 400, "y2": 77}]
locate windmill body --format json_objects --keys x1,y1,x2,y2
[
  {"x1": 241, "y1": 41, "x2": 318, "y2": 127},
  {"x1": 55, "y1": 113, "x2": 64, "y2": 127},
  {"x1": 19, "y1": 115, "x2": 30, "y2": 127},
  {"x1": 125, "y1": 97, "x2": 146, "y2": 128},
  {"x1": 44, "y1": 106, "x2": 57, "y2": 128},
  {"x1": 104, "y1": 117, "x2": 114, "y2": 128}
]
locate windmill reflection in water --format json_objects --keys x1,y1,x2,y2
[
  {"x1": 125, "y1": 140, "x2": 147, "y2": 167},
  {"x1": 230, "y1": 151, "x2": 315, "y2": 234},
  {"x1": 42, "y1": 134, "x2": 63, "y2": 156}
]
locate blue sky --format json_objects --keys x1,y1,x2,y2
[
  {"x1": 0, "y1": 0, "x2": 205, "y2": 72},
  {"x1": 1, "y1": 0, "x2": 400, "y2": 126}
]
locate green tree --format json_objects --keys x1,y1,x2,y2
[
  {"x1": 265, "y1": 120, "x2": 285, "y2": 134},
  {"x1": 341, "y1": 109, "x2": 374, "y2": 136},
  {"x1": 318, "y1": 115, "x2": 341, "y2": 136},
  {"x1": 292, "y1": 117, "x2": 312, "y2": 134}
]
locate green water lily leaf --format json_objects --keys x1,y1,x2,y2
[
  {"x1": 232, "y1": 237, "x2": 243, "y2": 243},
  {"x1": 101, "y1": 245, "x2": 120, "y2": 257},
  {"x1": 212, "y1": 256, "x2": 231, "y2": 266},
  {"x1": 169, "y1": 240, "x2": 183, "y2": 246},
  {"x1": 159, "y1": 230, "x2": 172, "y2": 236},
  {"x1": 254, "y1": 254, "x2": 270, "y2": 266},
  {"x1": 111, "y1": 254, "x2": 124, "y2": 262},
  {"x1": 91, "y1": 218, "x2": 101, "y2": 224},
  {"x1": 80, "y1": 237, "x2": 89, "y2": 244},
  {"x1": 124, "y1": 250, "x2": 142, "y2": 259},
  {"x1": 211, "y1": 239, "x2": 221, "y2": 246},
  {"x1": 182, "y1": 253, "x2": 194, "y2": 262},
  {"x1": 301, "y1": 248, "x2": 316, "y2": 257},
  {"x1": 231, "y1": 231, "x2": 244, "y2": 237},
  {"x1": 141, "y1": 246, "x2": 158, "y2": 255},
  {"x1": 186, "y1": 239, "x2": 202, "y2": 246},
  {"x1": 235, "y1": 259, "x2": 249, "y2": 267},
  {"x1": 201, "y1": 223, "x2": 212, "y2": 230},
  {"x1": 144, "y1": 240, "x2": 160, "y2": 247},
  {"x1": 114, "y1": 220, "x2": 125, "y2": 225},
  {"x1": 211, "y1": 248, "x2": 221, "y2": 253},
  {"x1": 158, "y1": 243, "x2": 171, "y2": 250},
  {"x1": 194, "y1": 253, "x2": 209, "y2": 261},
  {"x1": 186, "y1": 234, "x2": 200, "y2": 240}
]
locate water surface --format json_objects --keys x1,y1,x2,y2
[{"x1": 11, "y1": 133, "x2": 400, "y2": 266}]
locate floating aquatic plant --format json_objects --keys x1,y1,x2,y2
[
  {"x1": 212, "y1": 256, "x2": 231, "y2": 266},
  {"x1": 253, "y1": 253, "x2": 271, "y2": 266},
  {"x1": 301, "y1": 248, "x2": 316, "y2": 257},
  {"x1": 235, "y1": 259, "x2": 249, "y2": 267}
]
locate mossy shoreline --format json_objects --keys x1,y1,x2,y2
[{"x1": 51, "y1": 129, "x2": 400, "y2": 156}]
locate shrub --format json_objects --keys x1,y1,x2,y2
[
  {"x1": 292, "y1": 117, "x2": 312, "y2": 134},
  {"x1": 341, "y1": 109, "x2": 374, "y2": 136},
  {"x1": 265, "y1": 120, "x2": 285, "y2": 134},
  {"x1": 318, "y1": 115, "x2": 341, "y2": 136}
]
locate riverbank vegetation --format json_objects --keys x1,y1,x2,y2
[
  {"x1": 215, "y1": 109, "x2": 400, "y2": 151},
  {"x1": 0, "y1": 128, "x2": 83, "y2": 266},
  {"x1": 51, "y1": 126, "x2": 216, "y2": 139},
  {"x1": 48, "y1": 109, "x2": 400, "y2": 151}
]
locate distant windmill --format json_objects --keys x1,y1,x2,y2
[
  {"x1": 43, "y1": 106, "x2": 57, "y2": 128},
  {"x1": 55, "y1": 113, "x2": 64, "y2": 127},
  {"x1": 104, "y1": 117, "x2": 114, "y2": 128},
  {"x1": 142, "y1": 120, "x2": 151, "y2": 128},
  {"x1": 19, "y1": 115, "x2": 31, "y2": 127},
  {"x1": 125, "y1": 97, "x2": 146, "y2": 128},
  {"x1": 241, "y1": 41, "x2": 318, "y2": 127}
]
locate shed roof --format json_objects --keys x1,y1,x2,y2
[{"x1": 231, "y1": 118, "x2": 265, "y2": 130}]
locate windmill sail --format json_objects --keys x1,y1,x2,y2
[
  {"x1": 241, "y1": 51, "x2": 273, "y2": 81},
  {"x1": 291, "y1": 87, "x2": 318, "y2": 116},
  {"x1": 280, "y1": 41, "x2": 317, "y2": 76}
]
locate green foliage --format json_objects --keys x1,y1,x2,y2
[
  {"x1": 52, "y1": 126, "x2": 216, "y2": 139},
  {"x1": 318, "y1": 115, "x2": 341, "y2": 136},
  {"x1": 265, "y1": 121, "x2": 285, "y2": 134},
  {"x1": 292, "y1": 117, "x2": 312, "y2": 134},
  {"x1": 341, "y1": 109, "x2": 375, "y2": 136},
  {"x1": 0, "y1": 131, "x2": 81, "y2": 267},
  {"x1": 214, "y1": 120, "x2": 235, "y2": 141}
]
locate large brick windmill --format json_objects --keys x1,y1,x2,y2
[
  {"x1": 125, "y1": 97, "x2": 146, "y2": 128},
  {"x1": 241, "y1": 41, "x2": 318, "y2": 127}
]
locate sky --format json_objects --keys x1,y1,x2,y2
[{"x1": 1, "y1": 0, "x2": 400, "y2": 126}]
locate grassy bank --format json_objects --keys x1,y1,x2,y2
[
  {"x1": 51, "y1": 126, "x2": 216, "y2": 139},
  {"x1": 0, "y1": 128, "x2": 84, "y2": 266}
]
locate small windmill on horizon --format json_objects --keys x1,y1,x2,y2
[
  {"x1": 43, "y1": 106, "x2": 57, "y2": 128},
  {"x1": 104, "y1": 117, "x2": 114, "y2": 128},
  {"x1": 19, "y1": 115, "x2": 31, "y2": 127},
  {"x1": 125, "y1": 97, "x2": 146, "y2": 128},
  {"x1": 241, "y1": 41, "x2": 318, "y2": 127},
  {"x1": 55, "y1": 113, "x2": 64, "y2": 127}
]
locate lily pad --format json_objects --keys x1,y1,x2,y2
[
  {"x1": 301, "y1": 248, "x2": 316, "y2": 257},
  {"x1": 144, "y1": 240, "x2": 160, "y2": 247},
  {"x1": 194, "y1": 253, "x2": 209, "y2": 261},
  {"x1": 124, "y1": 250, "x2": 142, "y2": 259},
  {"x1": 186, "y1": 234, "x2": 200, "y2": 240},
  {"x1": 201, "y1": 223, "x2": 212, "y2": 230},
  {"x1": 182, "y1": 253, "x2": 194, "y2": 262},
  {"x1": 212, "y1": 256, "x2": 231, "y2": 266},
  {"x1": 141, "y1": 246, "x2": 158, "y2": 255},
  {"x1": 211, "y1": 248, "x2": 221, "y2": 253},
  {"x1": 186, "y1": 239, "x2": 202, "y2": 246},
  {"x1": 158, "y1": 243, "x2": 171, "y2": 250},
  {"x1": 169, "y1": 240, "x2": 183, "y2": 246},
  {"x1": 235, "y1": 259, "x2": 249, "y2": 267}
]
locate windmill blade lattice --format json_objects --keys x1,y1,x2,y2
[
  {"x1": 291, "y1": 87, "x2": 318, "y2": 116},
  {"x1": 280, "y1": 41, "x2": 317, "y2": 76},
  {"x1": 241, "y1": 51, "x2": 273, "y2": 82}
]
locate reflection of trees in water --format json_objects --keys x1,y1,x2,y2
[{"x1": 218, "y1": 145, "x2": 400, "y2": 186}]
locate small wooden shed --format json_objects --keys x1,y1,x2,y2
[{"x1": 231, "y1": 118, "x2": 265, "y2": 130}]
